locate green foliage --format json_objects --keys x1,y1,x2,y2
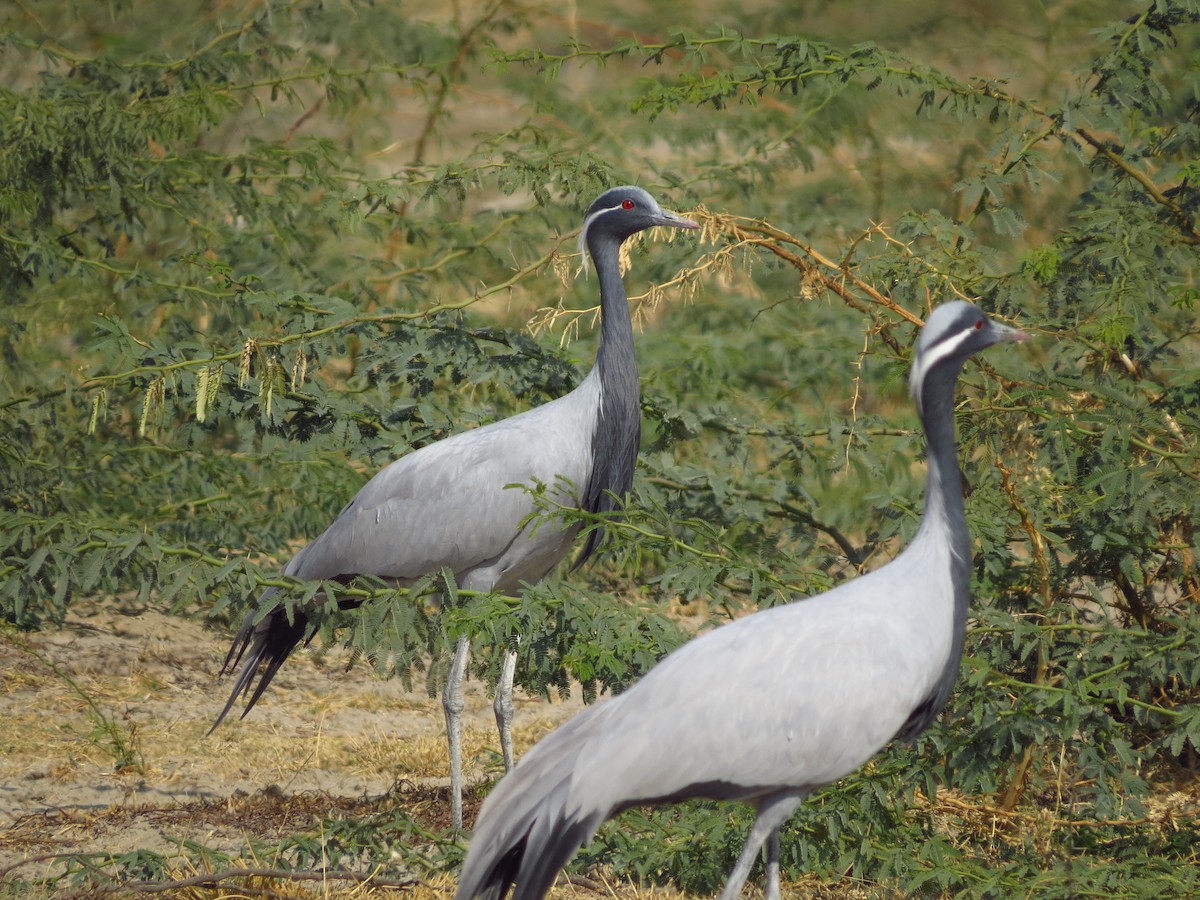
[
  {"x1": 2, "y1": 0, "x2": 1200, "y2": 896},
  {"x1": 263, "y1": 802, "x2": 462, "y2": 877}
]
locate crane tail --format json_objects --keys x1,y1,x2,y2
[
  {"x1": 456, "y1": 779, "x2": 599, "y2": 900},
  {"x1": 208, "y1": 589, "x2": 309, "y2": 735},
  {"x1": 456, "y1": 707, "x2": 612, "y2": 900}
]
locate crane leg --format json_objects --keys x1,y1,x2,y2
[
  {"x1": 492, "y1": 640, "x2": 519, "y2": 771},
  {"x1": 764, "y1": 828, "x2": 782, "y2": 900},
  {"x1": 442, "y1": 633, "x2": 471, "y2": 831},
  {"x1": 717, "y1": 793, "x2": 802, "y2": 900}
]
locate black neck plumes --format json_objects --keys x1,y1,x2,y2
[
  {"x1": 574, "y1": 230, "x2": 642, "y2": 567},
  {"x1": 915, "y1": 360, "x2": 970, "y2": 558}
]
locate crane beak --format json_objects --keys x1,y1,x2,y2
[
  {"x1": 654, "y1": 209, "x2": 700, "y2": 231},
  {"x1": 991, "y1": 321, "x2": 1032, "y2": 344}
]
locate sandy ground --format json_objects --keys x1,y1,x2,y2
[{"x1": 0, "y1": 596, "x2": 586, "y2": 888}]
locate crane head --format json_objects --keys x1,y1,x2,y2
[
  {"x1": 909, "y1": 300, "x2": 1030, "y2": 408},
  {"x1": 578, "y1": 186, "x2": 698, "y2": 275}
]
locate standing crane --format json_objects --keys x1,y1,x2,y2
[
  {"x1": 211, "y1": 186, "x2": 699, "y2": 830},
  {"x1": 454, "y1": 301, "x2": 1029, "y2": 900}
]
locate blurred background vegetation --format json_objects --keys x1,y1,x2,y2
[{"x1": 2, "y1": 0, "x2": 1198, "y2": 896}]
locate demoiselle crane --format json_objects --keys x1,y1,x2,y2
[
  {"x1": 211, "y1": 186, "x2": 699, "y2": 829},
  {"x1": 454, "y1": 301, "x2": 1029, "y2": 900}
]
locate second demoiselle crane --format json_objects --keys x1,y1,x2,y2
[
  {"x1": 211, "y1": 186, "x2": 699, "y2": 829},
  {"x1": 454, "y1": 301, "x2": 1029, "y2": 900}
]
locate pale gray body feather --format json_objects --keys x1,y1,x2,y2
[{"x1": 283, "y1": 370, "x2": 603, "y2": 593}]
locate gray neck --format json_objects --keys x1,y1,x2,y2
[
  {"x1": 574, "y1": 232, "x2": 642, "y2": 567},
  {"x1": 915, "y1": 363, "x2": 969, "y2": 556},
  {"x1": 898, "y1": 362, "x2": 972, "y2": 738},
  {"x1": 591, "y1": 234, "x2": 637, "y2": 380}
]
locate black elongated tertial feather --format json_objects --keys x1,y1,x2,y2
[{"x1": 210, "y1": 581, "x2": 359, "y2": 732}]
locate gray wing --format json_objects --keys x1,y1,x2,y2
[
  {"x1": 577, "y1": 584, "x2": 937, "y2": 806},
  {"x1": 285, "y1": 386, "x2": 599, "y2": 592}
]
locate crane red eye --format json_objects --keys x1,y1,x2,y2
[{"x1": 622, "y1": 198, "x2": 635, "y2": 209}]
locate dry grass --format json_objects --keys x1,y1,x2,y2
[{"x1": 0, "y1": 596, "x2": 590, "y2": 895}]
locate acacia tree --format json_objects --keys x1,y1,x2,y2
[{"x1": 1, "y1": 0, "x2": 1198, "y2": 895}]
